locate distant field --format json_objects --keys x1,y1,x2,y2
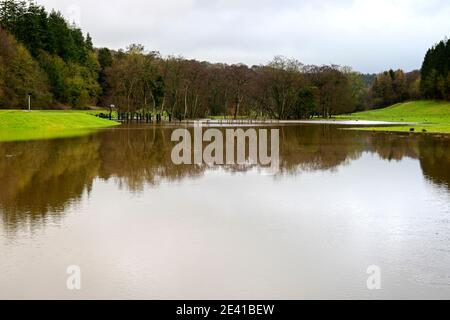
[
  {"x1": 338, "y1": 100, "x2": 450, "y2": 134},
  {"x1": 0, "y1": 110, "x2": 119, "y2": 142}
]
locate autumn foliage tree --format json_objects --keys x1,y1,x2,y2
[
  {"x1": 0, "y1": 27, "x2": 51, "y2": 108},
  {"x1": 368, "y1": 69, "x2": 420, "y2": 109}
]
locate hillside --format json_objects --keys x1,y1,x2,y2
[
  {"x1": 0, "y1": 110, "x2": 119, "y2": 141},
  {"x1": 340, "y1": 101, "x2": 450, "y2": 134}
]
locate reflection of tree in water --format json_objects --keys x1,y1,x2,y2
[
  {"x1": 0, "y1": 125, "x2": 449, "y2": 230},
  {"x1": 280, "y1": 125, "x2": 365, "y2": 173},
  {"x1": 368, "y1": 132, "x2": 420, "y2": 161},
  {"x1": 0, "y1": 128, "x2": 205, "y2": 230},
  {"x1": 0, "y1": 136, "x2": 101, "y2": 229},
  {"x1": 418, "y1": 136, "x2": 450, "y2": 188},
  {"x1": 97, "y1": 126, "x2": 204, "y2": 192},
  {"x1": 368, "y1": 132, "x2": 450, "y2": 190}
]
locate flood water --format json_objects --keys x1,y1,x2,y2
[{"x1": 1, "y1": 124, "x2": 450, "y2": 299}]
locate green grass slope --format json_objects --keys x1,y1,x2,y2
[
  {"x1": 0, "y1": 110, "x2": 120, "y2": 142},
  {"x1": 339, "y1": 100, "x2": 450, "y2": 134}
]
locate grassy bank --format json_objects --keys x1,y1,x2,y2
[
  {"x1": 0, "y1": 110, "x2": 120, "y2": 142},
  {"x1": 338, "y1": 100, "x2": 450, "y2": 134}
]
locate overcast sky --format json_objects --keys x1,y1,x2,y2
[{"x1": 36, "y1": 0, "x2": 449, "y2": 73}]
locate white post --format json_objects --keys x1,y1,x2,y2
[{"x1": 28, "y1": 94, "x2": 31, "y2": 111}]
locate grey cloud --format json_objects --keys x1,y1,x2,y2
[{"x1": 36, "y1": 0, "x2": 450, "y2": 73}]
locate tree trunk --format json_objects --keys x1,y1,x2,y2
[
  {"x1": 234, "y1": 94, "x2": 242, "y2": 120},
  {"x1": 184, "y1": 87, "x2": 189, "y2": 120},
  {"x1": 192, "y1": 94, "x2": 199, "y2": 118},
  {"x1": 171, "y1": 91, "x2": 178, "y2": 116},
  {"x1": 160, "y1": 95, "x2": 166, "y2": 117}
]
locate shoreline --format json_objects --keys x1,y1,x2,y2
[
  {"x1": 0, "y1": 110, "x2": 120, "y2": 142},
  {"x1": 1, "y1": 100, "x2": 449, "y2": 142}
]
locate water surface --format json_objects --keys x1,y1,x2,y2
[{"x1": 1, "y1": 124, "x2": 449, "y2": 299}]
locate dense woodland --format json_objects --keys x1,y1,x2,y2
[
  {"x1": 0, "y1": 0, "x2": 449, "y2": 118},
  {"x1": 421, "y1": 39, "x2": 450, "y2": 100}
]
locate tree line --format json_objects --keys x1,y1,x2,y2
[
  {"x1": 102, "y1": 47, "x2": 365, "y2": 119},
  {"x1": 421, "y1": 38, "x2": 450, "y2": 100},
  {"x1": 366, "y1": 37, "x2": 449, "y2": 109},
  {"x1": 366, "y1": 69, "x2": 421, "y2": 109},
  {"x1": 0, "y1": 0, "x2": 448, "y2": 117}
]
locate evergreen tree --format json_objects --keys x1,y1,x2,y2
[
  {"x1": 421, "y1": 38, "x2": 450, "y2": 100},
  {"x1": 97, "y1": 48, "x2": 113, "y2": 105}
]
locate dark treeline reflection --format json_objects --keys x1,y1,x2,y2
[{"x1": 1, "y1": 125, "x2": 449, "y2": 229}]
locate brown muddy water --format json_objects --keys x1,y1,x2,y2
[{"x1": 0, "y1": 124, "x2": 450, "y2": 299}]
